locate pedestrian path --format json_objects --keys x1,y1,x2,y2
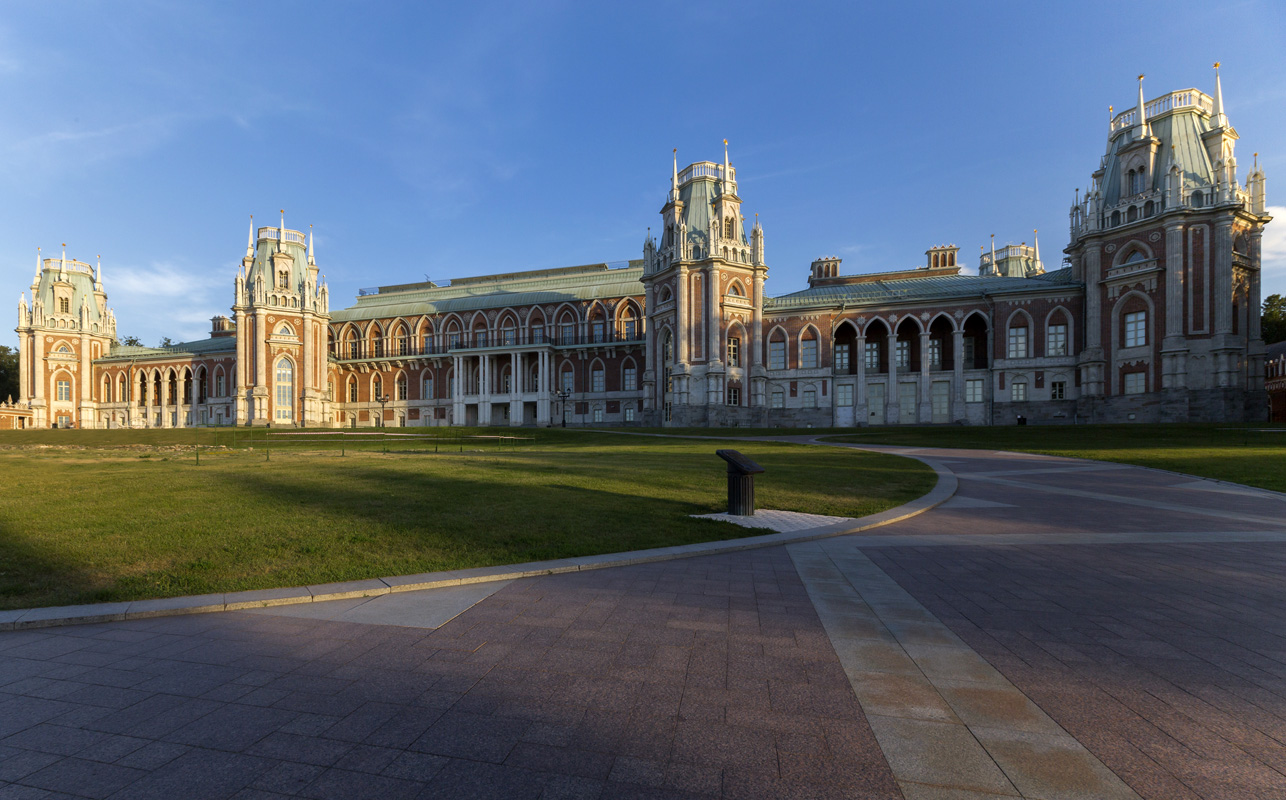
[{"x1": 2, "y1": 441, "x2": 1285, "y2": 798}]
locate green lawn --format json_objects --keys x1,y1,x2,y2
[
  {"x1": 813, "y1": 423, "x2": 1286, "y2": 493},
  {"x1": 0, "y1": 428, "x2": 934, "y2": 610}
]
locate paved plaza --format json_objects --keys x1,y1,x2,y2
[{"x1": 3, "y1": 443, "x2": 1286, "y2": 798}]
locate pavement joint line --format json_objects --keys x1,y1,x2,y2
[
  {"x1": 788, "y1": 541, "x2": 1142, "y2": 799},
  {"x1": 965, "y1": 473, "x2": 1286, "y2": 526},
  {"x1": 0, "y1": 440, "x2": 958, "y2": 632}
]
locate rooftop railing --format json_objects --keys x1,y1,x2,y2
[
  {"x1": 1111, "y1": 90, "x2": 1213, "y2": 133},
  {"x1": 679, "y1": 162, "x2": 736, "y2": 184},
  {"x1": 257, "y1": 227, "x2": 307, "y2": 245},
  {"x1": 330, "y1": 330, "x2": 646, "y2": 361}
]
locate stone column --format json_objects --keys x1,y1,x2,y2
[
  {"x1": 676, "y1": 267, "x2": 689, "y2": 364},
  {"x1": 952, "y1": 329, "x2": 965, "y2": 421},
  {"x1": 1213, "y1": 217, "x2": 1236, "y2": 387},
  {"x1": 1081, "y1": 243, "x2": 1105, "y2": 396},
  {"x1": 234, "y1": 309, "x2": 247, "y2": 424},
  {"x1": 1161, "y1": 222, "x2": 1189, "y2": 390},
  {"x1": 33, "y1": 330, "x2": 44, "y2": 402},
  {"x1": 18, "y1": 332, "x2": 29, "y2": 401},
  {"x1": 708, "y1": 269, "x2": 720, "y2": 366},
  {"x1": 301, "y1": 310, "x2": 311, "y2": 425},
  {"x1": 918, "y1": 331, "x2": 932, "y2": 422},
  {"x1": 886, "y1": 332, "x2": 899, "y2": 423},
  {"x1": 855, "y1": 335, "x2": 867, "y2": 424}
]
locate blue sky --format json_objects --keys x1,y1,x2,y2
[{"x1": 3, "y1": 0, "x2": 1284, "y2": 346}]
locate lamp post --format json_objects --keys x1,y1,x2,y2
[
  {"x1": 376, "y1": 393, "x2": 390, "y2": 428},
  {"x1": 556, "y1": 389, "x2": 570, "y2": 427}
]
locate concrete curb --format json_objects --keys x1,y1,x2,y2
[{"x1": 1, "y1": 448, "x2": 956, "y2": 632}]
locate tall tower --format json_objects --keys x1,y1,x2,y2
[
  {"x1": 233, "y1": 214, "x2": 331, "y2": 426},
  {"x1": 15, "y1": 247, "x2": 117, "y2": 427},
  {"x1": 1065, "y1": 67, "x2": 1272, "y2": 421},
  {"x1": 641, "y1": 143, "x2": 767, "y2": 425}
]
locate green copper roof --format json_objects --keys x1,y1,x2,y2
[
  {"x1": 765, "y1": 268, "x2": 1078, "y2": 311},
  {"x1": 100, "y1": 336, "x2": 236, "y2": 362},
  {"x1": 1102, "y1": 103, "x2": 1216, "y2": 206},
  {"x1": 331, "y1": 262, "x2": 645, "y2": 323}
]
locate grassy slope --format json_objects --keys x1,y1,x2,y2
[{"x1": 0, "y1": 430, "x2": 933, "y2": 610}]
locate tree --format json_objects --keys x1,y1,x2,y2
[
  {"x1": 158, "y1": 337, "x2": 174, "y2": 348},
  {"x1": 0, "y1": 345, "x2": 18, "y2": 402},
  {"x1": 120, "y1": 335, "x2": 143, "y2": 346},
  {"x1": 1264, "y1": 294, "x2": 1286, "y2": 345}
]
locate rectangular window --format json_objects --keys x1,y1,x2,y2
[
  {"x1": 531, "y1": 327, "x2": 544, "y2": 344},
  {"x1": 591, "y1": 369, "x2": 605, "y2": 393},
  {"x1": 1124, "y1": 312, "x2": 1146, "y2": 348},
  {"x1": 1047, "y1": 324, "x2": 1068, "y2": 356},
  {"x1": 448, "y1": 333, "x2": 461, "y2": 350},
  {"x1": 963, "y1": 337, "x2": 977, "y2": 367},
  {"x1": 397, "y1": 380, "x2": 407, "y2": 400},
  {"x1": 802, "y1": 389, "x2": 817, "y2": 408},
  {"x1": 561, "y1": 371, "x2": 573, "y2": 393},
  {"x1": 593, "y1": 407, "x2": 603, "y2": 423},
  {"x1": 56, "y1": 380, "x2": 70, "y2": 401},
  {"x1": 503, "y1": 329, "x2": 517, "y2": 346},
  {"x1": 835, "y1": 345, "x2": 850, "y2": 372},
  {"x1": 896, "y1": 341, "x2": 909, "y2": 369},
  {"x1": 1051, "y1": 381, "x2": 1066, "y2": 400},
  {"x1": 592, "y1": 321, "x2": 605, "y2": 343},
  {"x1": 865, "y1": 342, "x2": 880, "y2": 370},
  {"x1": 727, "y1": 337, "x2": 741, "y2": 367},
  {"x1": 770, "y1": 389, "x2": 784, "y2": 409},
  {"x1": 801, "y1": 338, "x2": 818, "y2": 369},
  {"x1": 624, "y1": 406, "x2": 635, "y2": 422},
  {"x1": 349, "y1": 381, "x2": 358, "y2": 402},
  {"x1": 623, "y1": 366, "x2": 637, "y2": 391},
  {"x1": 559, "y1": 323, "x2": 575, "y2": 344},
  {"x1": 1123, "y1": 372, "x2": 1146, "y2": 394},
  {"x1": 216, "y1": 375, "x2": 225, "y2": 397},
  {"x1": 927, "y1": 340, "x2": 942, "y2": 369},
  {"x1": 663, "y1": 402, "x2": 672, "y2": 422},
  {"x1": 727, "y1": 387, "x2": 740, "y2": 406},
  {"x1": 1007, "y1": 326, "x2": 1028, "y2": 359},
  {"x1": 769, "y1": 340, "x2": 786, "y2": 370},
  {"x1": 623, "y1": 319, "x2": 636, "y2": 340},
  {"x1": 965, "y1": 378, "x2": 983, "y2": 403},
  {"x1": 474, "y1": 332, "x2": 487, "y2": 348},
  {"x1": 1011, "y1": 382, "x2": 1028, "y2": 401},
  {"x1": 837, "y1": 384, "x2": 854, "y2": 407}
]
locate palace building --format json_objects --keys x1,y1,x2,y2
[{"x1": 9, "y1": 71, "x2": 1272, "y2": 429}]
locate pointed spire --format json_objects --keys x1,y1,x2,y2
[
  {"x1": 671, "y1": 148, "x2": 679, "y2": 202},
  {"x1": 60, "y1": 243, "x2": 67, "y2": 279},
  {"x1": 95, "y1": 254, "x2": 102, "y2": 288},
  {"x1": 307, "y1": 224, "x2": 315, "y2": 265},
  {"x1": 278, "y1": 209, "x2": 285, "y2": 252},
  {"x1": 245, "y1": 215, "x2": 255, "y2": 259},
  {"x1": 1135, "y1": 74, "x2": 1150, "y2": 137},
  {"x1": 1212, "y1": 61, "x2": 1228, "y2": 126},
  {"x1": 1033, "y1": 229, "x2": 1041, "y2": 268},
  {"x1": 34, "y1": 247, "x2": 41, "y2": 281},
  {"x1": 722, "y1": 138, "x2": 730, "y2": 187},
  {"x1": 989, "y1": 234, "x2": 996, "y2": 276}
]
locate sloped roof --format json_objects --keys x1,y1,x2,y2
[
  {"x1": 331, "y1": 262, "x2": 645, "y2": 323},
  {"x1": 765, "y1": 268, "x2": 1079, "y2": 311},
  {"x1": 101, "y1": 336, "x2": 236, "y2": 362}
]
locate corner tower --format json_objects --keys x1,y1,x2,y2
[
  {"x1": 641, "y1": 143, "x2": 767, "y2": 425},
  {"x1": 1065, "y1": 67, "x2": 1272, "y2": 421},
  {"x1": 15, "y1": 247, "x2": 117, "y2": 427},
  {"x1": 232, "y1": 213, "x2": 331, "y2": 426}
]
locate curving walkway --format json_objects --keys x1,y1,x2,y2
[{"x1": 2, "y1": 443, "x2": 1286, "y2": 798}]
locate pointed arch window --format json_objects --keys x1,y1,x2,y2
[
  {"x1": 274, "y1": 358, "x2": 294, "y2": 422},
  {"x1": 396, "y1": 373, "x2": 408, "y2": 400},
  {"x1": 591, "y1": 362, "x2": 605, "y2": 393},
  {"x1": 724, "y1": 217, "x2": 734, "y2": 239},
  {"x1": 800, "y1": 330, "x2": 819, "y2": 369},
  {"x1": 348, "y1": 376, "x2": 358, "y2": 402}
]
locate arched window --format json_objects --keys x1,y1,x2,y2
[
  {"x1": 274, "y1": 358, "x2": 293, "y2": 422},
  {"x1": 348, "y1": 376, "x2": 358, "y2": 403},
  {"x1": 1124, "y1": 249, "x2": 1147, "y2": 264},
  {"x1": 1110, "y1": 210, "x2": 1121, "y2": 227},
  {"x1": 728, "y1": 282, "x2": 744, "y2": 297},
  {"x1": 1007, "y1": 321, "x2": 1029, "y2": 358},
  {"x1": 800, "y1": 329, "x2": 819, "y2": 369},
  {"x1": 724, "y1": 217, "x2": 734, "y2": 239},
  {"x1": 1126, "y1": 206, "x2": 1138, "y2": 222},
  {"x1": 276, "y1": 323, "x2": 293, "y2": 336},
  {"x1": 58, "y1": 297, "x2": 70, "y2": 314},
  {"x1": 1190, "y1": 191, "x2": 1204, "y2": 208},
  {"x1": 396, "y1": 373, "x2": 408, "y2": 400},
  {"x1": 768, "y1": 330, "x2": 787, "y2": 370},
  {"x1": 423, "y1": 374, "x2": 434, "y2": 400},
  {"x1": 559, "y1": 364, "x2": 574, "y2": 394},
  {"x1": 591, "y1": 362, "x2": 605, "y2": 393},
  {"x1": 373, "y1": 375, "x2": 383, "y2": 400}
]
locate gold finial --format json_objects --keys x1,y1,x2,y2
[
  {"x1": 1214, "y1": 61, "x2": 1220, "y2": 69},
  {"x1": 1034, "y1": 229, "x2": 1038, "y2": 235},
  {"x1": 62, "y1": 242, "x2": 66, "y2": 248},
  {"x1": 673, "y1": 148, "x2": 676, "y2": 153},
  {"x1": 1138, "y1": 74, "x2": 1145, "y2": 81},
  {"x1": 723, "y1": 138, "x2": 728, "y2": 145}
]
